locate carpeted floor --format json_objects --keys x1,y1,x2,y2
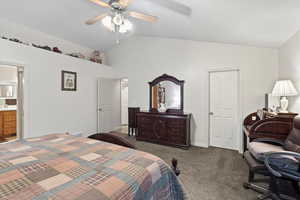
[{"x1": 116, "y1": 130, "x2": 260, "y2": 200}]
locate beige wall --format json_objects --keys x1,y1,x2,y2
[
  {"x1": 0, "y1": 66, "x2": 17, "y2": 82},
  {"x1": 0, "y1": 38, "x2": 117, "y2": 139},
  {"x1": 279, "y1": 30, "x2": 300, "y2": 113},
  {"x1": 107, "y1": 36, "x2": 279, "y2": 149}
]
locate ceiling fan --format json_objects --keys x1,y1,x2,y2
[
  {"x1": 86, "y1": 0, "x2": 191, "y2": 34},
  {"x1": 86, "y1": 0, "x2": 158, "y2": 34}
]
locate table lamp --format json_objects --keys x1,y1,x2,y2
[{"x1": 271, "y1": 80, "x2": 298, "y2": 113}]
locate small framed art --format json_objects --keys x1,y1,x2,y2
[{"x1": 61, "y1": 70, "x2": 77, "y2": 91}]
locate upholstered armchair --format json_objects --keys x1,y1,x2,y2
[{"x1": 243, "y1": 117, "x2": 300, "y2": 199}]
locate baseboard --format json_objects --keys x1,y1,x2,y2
[
  {"x1": 113, "y1": 125, "x2": 123, "y2": 131},
  {"x1": 191, "y1": 140, "x2": 209, "y2": 148}
]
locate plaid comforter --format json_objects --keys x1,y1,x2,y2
[{"x1": 0, "y1": 134, "x2": 185, "y2": 200}]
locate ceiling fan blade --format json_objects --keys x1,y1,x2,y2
[
  {"x1": 147, "y1": 0, "x2": 191, "y2": 16},
  {"x1": 86, "y1": 13, "x2": 108, "y2": 25},
  {"x1": 119, "y1": 0, "x2": 134, "y2": 7},
  {"x1": 88, "y1": 0, "x2": 110, "y2": 8},
  {"x1": 129, "y1": 11, "x2": 157, "y2": 23}
]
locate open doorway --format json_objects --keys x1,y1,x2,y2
[
  {"x1": 96, "y1": 78, "x2": 128, "y2": 135},
  {"x1": 120, "y1": 78, "x2": 128, "y2": 134},
  {"x1": 0, "y1": 64, "x2": 24, "y2": 143},
  {"x1": 97, "y1": 78, "x2": 121, "y2": 133}
]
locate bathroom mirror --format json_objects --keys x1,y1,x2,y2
[{"x1": 0, "y1": 83, "x2": 17, "y2": 98}]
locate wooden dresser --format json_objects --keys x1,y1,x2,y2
[
  {"x1": 136, "y1": 111, "x2": 191, "y2": 149},
  {"x1": 0, "y1": 110, "x2": 17, "y2": 138}
]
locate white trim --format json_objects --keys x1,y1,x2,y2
[
  {"x1": 120, "y1": 77, "x2": 128, "y2": 126},
  {"x1": 192, "y1": 140, "x2": 209, "y2": 148},
  {"x1": 208, "y1": 66, "x2": 240, "y2": 73},
  {"x1": 208, "y1": 67, "x2": 243, "y2": 153},
  {"x1": 0, "y1": 61, "x2": 25, "y2": 140}
]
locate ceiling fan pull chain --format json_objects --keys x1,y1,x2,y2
[{"x1": 115, "y1": 30, "x2": 120, "y2": 44}]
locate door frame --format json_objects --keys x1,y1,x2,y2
[
  {"x1": 120, "y1": 78, "x2": 128, "y2": 126},
  {"x1": 0, "y1": 60, "x2": 25, "y2": 140},
  {"x1": 208, "y1": 68, "x2": 242, "y2": 152}
]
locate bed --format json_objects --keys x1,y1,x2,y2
[{"x1": 0, "y1": 133, "x2": 186, "y2": 200}]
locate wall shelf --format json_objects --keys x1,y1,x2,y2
[{"x1": 0, "y1": 37, "x2": 104, "y2": 66}]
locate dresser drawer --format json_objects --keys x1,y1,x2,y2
[
  {"x1": 136, "y1": 112, "x2": 191, "y2": 149},
  {"x1": 138, "y1": 116, "x2": 153, "y2": 125},
  {"x1": 167, "y1": 118, "x2": 186, "y2": 127}
]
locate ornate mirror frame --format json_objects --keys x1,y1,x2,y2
[{"x1": 149, "y1": 74, "x2": 185, "y2": 113}]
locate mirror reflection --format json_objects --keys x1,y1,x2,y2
[
  {"x1": 0, "y1": 84, "x2": 16, "y2": 98},
  {"x1": 152, "y1": 81, "x2": 181, "y2": 112}
]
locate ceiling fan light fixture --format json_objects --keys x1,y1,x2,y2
[
  {"x1": 102, "y1": 14, "x2": 132, "y2": 33},
  {"x1": 112, "y1": 14, "x2": 123, "y2": 26},
  {"x1": 119, "y1": 19, "x2": 133, "y2": 33},
  {"x1": 102, "y1": 15, "x2": 115, "y2": 32}
]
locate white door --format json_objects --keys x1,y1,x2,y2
[
  {"x1": 97, "y1": 78, "x2": 121, "y2": 133},
  {"x1": 209, "y1": 70, "x2": 239, "y2": 150}
]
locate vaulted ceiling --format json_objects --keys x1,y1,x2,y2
[{"x1": 1, "y1": 0, "x2": 300, "y2": 50}]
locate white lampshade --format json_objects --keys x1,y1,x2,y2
[{"x1": 272, "y1": 80, "x2": 298, "y2": 97}]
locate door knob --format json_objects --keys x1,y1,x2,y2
[
  {"x1": 98, "y1": 108, "x2": 102, "y2": 111},
  {"x1": 209, "y1": 112, "x2": 214, "y2": 115}
]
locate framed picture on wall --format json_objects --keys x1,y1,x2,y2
[{"x1": 61, "y1": 70, "x2": 77, "y2": 91}]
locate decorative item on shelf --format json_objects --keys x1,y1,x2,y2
[
  {"x1": 32, "y1": 43, "x2": 52, "y2": 51},
  {"x1": 9, "y1": 38, "x2": 22, "y2": 44},
  {"x1": 272, "y1": 80, "x2": 298, "y2": 113},
  {"x1": 23, "y1": 42, "x2": 30, "y2": 46},
  {"x1": 74, "y1": 53, "x2": 85, "y2": 59},
  {"x1": 66, "y1": 53, "x2": 79, "y2": 58},
  {"x1": 0, "y1": 35, "x2": 105, "y2": 65},
  {"x1": 52, "y1": 47, "x2": 62, "y2": 54},
  {"x1": 90, "y1": 50, "x2": 103, "y2": 64},
  {"x1": 66, "y1": 52, "x2": 85, "y2": 59}
]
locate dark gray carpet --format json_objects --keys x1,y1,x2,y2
[{"x1": 121, "y1": 134, "x2": 259, "y2": 200}]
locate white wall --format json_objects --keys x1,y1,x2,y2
[
  {"x1": 0, "y1": 38, "x2": 117, "y2": 139},
  {"x1": 0, "y1": 66, "x2": 17, "y2": 82},
  {"x1": 0, "y1": 18, "x2": 94, "y2": 57},
  {"x1": 107, "y1": 36, "x2": 279, "y2": 148},
  {"x1": 279, "y1": 30, "x2": 300, "y2": 113},
  {"x1": 0, "y1": 66, "x2": 17, "y2": 106}
]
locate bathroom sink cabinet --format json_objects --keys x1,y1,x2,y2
[{"x1": 0, "y1": 110, "x2": 16, "y2": 138}]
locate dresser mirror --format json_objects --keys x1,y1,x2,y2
[{"x1": 149, "y1": 74, "x2": 184, "y2": 113}]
